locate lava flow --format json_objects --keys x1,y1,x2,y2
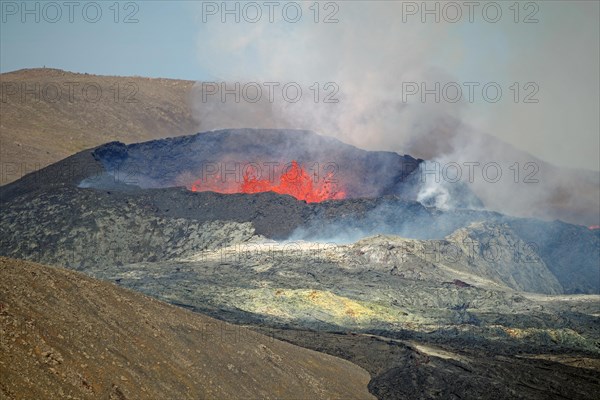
[{"x1": 190, "y1": 161, "x2": 345, "y2": 203}]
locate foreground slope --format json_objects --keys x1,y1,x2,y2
[{"x1": 0, "y1": 257, "x2": 374, "y2": 400}]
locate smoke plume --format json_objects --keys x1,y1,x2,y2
[{"x1": 191, "y1": 2, "x2": 599, "y2": 225}]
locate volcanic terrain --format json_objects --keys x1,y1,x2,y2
[{"x1": 1, "y1": 128, "x2": 599, "y2": 399}]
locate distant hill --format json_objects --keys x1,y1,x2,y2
[
  {"x1": 0, "y1": 257, "x2": 374, "y2": 399},
  {"x1": 0, "y1": 68, "x2": 196, "y2": 185}
]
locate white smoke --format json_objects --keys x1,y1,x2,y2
[
  {"x1": 191, "y1": 2, "x2": 463, "y2": 153},
  {"x1": 190, "y1": 1, "x2": 600, "y2": 225}
]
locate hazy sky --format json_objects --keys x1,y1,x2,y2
[{"x1": 1, "y1": 1, "x2": 598, "y2": 171}]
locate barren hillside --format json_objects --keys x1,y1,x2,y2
[
  {"x1": 0, "y1": 257, "x2": 374, "y2": 400},
  {"x1": 0, "y1": 68, "x2": 196, "y2": 184}
]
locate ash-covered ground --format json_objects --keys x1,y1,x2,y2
[{"x1": 1, "y1": 129, "x2": 599, "y2": 399}]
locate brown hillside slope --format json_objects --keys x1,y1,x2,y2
[
  {"x1": 0, "y1": 257, "x2": 374, "y2": 400},
  {"x1": 0, "y1": 68, "x2": 196, "y2": 184}
]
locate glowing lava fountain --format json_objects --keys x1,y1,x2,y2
[{"x1": 189, "y1": 161, "x2": 346, "y2": 203}]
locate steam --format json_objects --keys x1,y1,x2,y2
[
  {"x1": 416, "y1": 168, "x2": 452, "y2": 211},
  {"x1": 415, "y1": 126, "x2": 600, "y2": 225},
  {"x1": 191, "y1": 2, "x2": 599, "y2": 225}
]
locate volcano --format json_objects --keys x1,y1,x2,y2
[
  {"x1": 86, "y1": 129, "x2": 424, "y2": 198},
  {"x1": 1, "y1": 128, "x2": 599, "y2": 399},
  {"x1": 78, "y1": 129, "x2": 484, "y2": 211}
]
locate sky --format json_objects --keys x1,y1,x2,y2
[{"x1": 1, "y1": 0, "x2": 599, "y2": 171}]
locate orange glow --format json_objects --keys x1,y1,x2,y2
[{"x1": 189, "y1": 161, "x2": 345, "y2": 203}]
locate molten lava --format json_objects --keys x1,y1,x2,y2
[{"x1": 190, "y1": 161, "x2": 345, "y2": 203}]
